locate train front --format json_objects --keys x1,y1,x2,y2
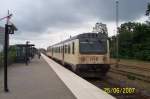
[{"x1": 77, "y1": 33, "x2": 110, "y2": 78}]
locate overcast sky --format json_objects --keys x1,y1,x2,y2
[{"x1": 0, "y1": 0, "x2": 149, "y2": 48}]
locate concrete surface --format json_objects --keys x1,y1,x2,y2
[{"x1": 0, "y1": 56, "x2": 76, "y2": 99}]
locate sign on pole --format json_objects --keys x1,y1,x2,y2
[{"x1": 0, "y1": 26, "x2": 5, "y2": 52}]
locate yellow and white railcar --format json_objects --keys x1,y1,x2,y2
[{"x1": 47, "y1": 33, "x2": 110, "y2": 78}]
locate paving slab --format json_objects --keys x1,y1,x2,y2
[{"x1": 0, "y1": 56, "x2": 76, "y2": 99}]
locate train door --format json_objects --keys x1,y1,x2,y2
[{"x1": 62, "y1": 45, "x2": 64, "y2": 65}]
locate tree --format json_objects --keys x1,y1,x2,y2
[
  {"x1": 110, "y1": 22, "x2": 150, "y2": 61},
  {"x1": 146, "y1": 3, "x2": 150, "y2": 16}
]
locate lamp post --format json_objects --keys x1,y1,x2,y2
[
  {"x1": 26, "y1": 41, "x2": 30, "y2": 65},
  {"x1": 3, "y1": 11, "x2": 17, "y2": 92},
  {"x1": 115, "y1": 0, "x2": 119, "y2": 64}
]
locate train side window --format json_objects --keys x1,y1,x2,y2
[
  {"x1": 65, "y1": 45, "x2": 67, "y2": 53},
  {"x1": 60, "y1": 47, "x2": 61, "y2": 53},
  {"x1": 61, "y1": 46, "x2": 63, "y2": 53},
  {"x1": 64, "y1": 45, "x2": 66, "y2": 53},
  {"x1": 63, "y1": 46, "x2": 64, "y2": 53},
  {"x1": 72, "y1": 42, "x2": 75, "y2": 54},
  {"x1": 68, "y1": 45, "x2": 70, "y2": 54},
  {"x1": 61, "y1": 46, "x2": 62, "y2": 53},
  {"x1": 66, "y1": 45, "x2": 68, "y2": 54},
  {"x1": 58, "y1": 47, "x2": 60, "y2": 53},
  {"x1": 58, "y1": 47, "x2": 59, "y2": 53}
]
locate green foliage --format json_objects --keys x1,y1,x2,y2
[
  {"x1": 110, "y1": 22, "x2": 150, "y2": 61},
  {"x1": 146, "y1": 3, "x2": 150, "y2": 16},
  {"x1": 0, "y1": 46, "x2": 17, "y2": 67},
  {"x1": 8, "y1": 46, "x2": 17, "y2": 64},
  {"x1": 0, "y1": 52, "x2": 3, "y2": 67}
]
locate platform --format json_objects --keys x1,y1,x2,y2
[
  {"x1": 0, "y1": 56, "x2": 76, "y2": 99},
  {"x1": 0, "y1": 54, "x2": 115, "y2": 99}
]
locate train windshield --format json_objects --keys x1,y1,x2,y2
[{"x1": 79, "y1": 38, "x2": 107, "y2": 54}]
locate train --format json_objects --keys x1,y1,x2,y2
[{"x1": 46, "y1": 32, "x2": 110, "y2": 78}]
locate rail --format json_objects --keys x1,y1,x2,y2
[{"x1": 109, "y1": 68, "x2": 150, "y2": 83}]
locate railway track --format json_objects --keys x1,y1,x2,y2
[
  {"x1": 85, "y1": 64, "x2": 150, "y2": 99},
  {"x1": 85, "y1": 77, "x2": 150, "y2": 99},
  {"x1": 111, "y1": 63, "x2": 150, "y2": 72},
  {"x1": 109, "y1": 68, "x2": 150, "y2": 83}
]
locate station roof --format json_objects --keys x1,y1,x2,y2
[{"x1": 15, "y1": 44, "x2": 35, "y2": 47}]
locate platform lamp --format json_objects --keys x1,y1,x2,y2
[
  {"x1": 3, "y1": 12, "x2": 18, "y2": 92},
  {"x1": 25, "y1": 41, "x2": 30, "y2": 65}
]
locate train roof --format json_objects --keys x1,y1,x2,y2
[{"x1": 49, "y1": 32, "x2": 108, "y2": 47}]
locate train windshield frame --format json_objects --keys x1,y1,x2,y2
[{"x1": 79, "y1": 37, "x2": 107, "y2": 54}]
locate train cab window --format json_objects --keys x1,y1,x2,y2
[
  {"x1": 72, "y1": 42, "x2": 75, "y2": 54},
  {"x1": 79, "y1": 38, "x2": 107, "y2": 54}
]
